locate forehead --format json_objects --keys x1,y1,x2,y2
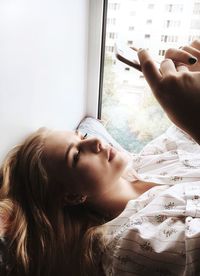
[
  {"x1": 44, "y1": 130, "x2": 76, "y2": 158},
  {"x1": 46, "y1": 130, "x2": 75, "y2": 145}
]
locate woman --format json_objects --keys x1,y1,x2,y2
[
  {"x1": 0, "y1": 41, "x2": 200, "y2": 276},
  {"x1": 0, "y1": 127, "x2": 158, "y2": 276}
]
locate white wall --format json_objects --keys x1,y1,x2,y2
[{"x1": 0, "y1": 0, "x2": 89, "y2": 161}]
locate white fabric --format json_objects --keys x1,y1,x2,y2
[{"x1": 102, "y1": 126, "x2": 200, "y2": 276}]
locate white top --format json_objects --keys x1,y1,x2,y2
[{"x1": 101, "y1": 126, "x2": 200, "y2": 276}]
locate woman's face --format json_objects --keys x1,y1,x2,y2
[{"x1": 43, "y1": 130, "x2": 128, "y2": 199}]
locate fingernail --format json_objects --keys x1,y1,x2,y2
[{"x1": 188, "y1": 57, "x2": 197, "y2": 64}]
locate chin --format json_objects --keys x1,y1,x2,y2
[
  {"x1": 116, "y1": 158, "x2": 128, "y2": 175},
  {"x1": 119, "y1": 152, "x2": 129, "y2": 166}
]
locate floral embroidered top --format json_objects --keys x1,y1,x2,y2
[{"x1": 102, "y1": 126, "x2": 200, "y2": 276}]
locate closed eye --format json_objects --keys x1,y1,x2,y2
[
  {"x1": 72, "y1": 133, "x2": 88, "y2": 167},
  {"x1": 73, "y1": 149, "x2": 80, "y2": 167},
  {"x1": 82, "y1": 132, "x2": 88, "y2": 139}
]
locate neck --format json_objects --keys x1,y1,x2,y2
[{"x1": 87, "y1": 178, "x2": 138, "y2": 220}]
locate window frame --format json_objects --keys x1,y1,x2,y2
[{"x1": 86, "y1": 0, "x2": 107, "y2": 119}]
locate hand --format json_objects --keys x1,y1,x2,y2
[
  {"x1": 137, "y1": 49, "x2": 200, "y2": 144},
  {"x1": 164, "y1": 40, "x2": 200, "y2": 72}
]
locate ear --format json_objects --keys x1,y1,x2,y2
[{"x1": 63, "y1": 194, "x2": 87, "y2": 206}]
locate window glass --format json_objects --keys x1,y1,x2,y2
[{"x1": 100, "y1": 0, "x2": 200, "y2": 153}]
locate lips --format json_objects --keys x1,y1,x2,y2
[{"x1": 108, "y1": 147, "x2": 116, "y2": 162}]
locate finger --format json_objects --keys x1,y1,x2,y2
[
  {"x1": 190, "y1": 39, "x2": 200, "y2": 50},
  {"x1": 130, "y1": 46, "x2": 139, "y2": 51},
  {"x1": 160, "y1": 59, "x2": 177, "y2": 76},
  {"x1": 176, "y1": 64, "x2": 189, "y2": 72},
  {"x1": 181, "y1": 45, "x2": 200, "y2": 61},
  {"x1": 137, "y1": 49, "x2": 162, "y2": 90},
  {"x1": 165, "y1": 48, "x2": 198, "y2": 65}
]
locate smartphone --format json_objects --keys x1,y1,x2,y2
[
  {"x1": 115, "y1": 43, "x2": 160, "y2": 71},
  {"x1": 115, "y1": 43, "x2": 141, "y2": 71}
]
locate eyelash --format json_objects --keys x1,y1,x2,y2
[
  {"x1": 82, "y1": 133, "x2": 88, "y2": 139},
  {"x1": 73, "y1": 133, "x2": 88, "y2": 167}
]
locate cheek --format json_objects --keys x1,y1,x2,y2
[
  {"x1": 78, "y1": 152, "x2": 127, "y2": 185},
  {"x1": 78, "y1": 161, "x2": 103, "y2": 183},
  {"x1": 80, "y1": 151, "x2": 127, "y2": 177},
  {"x1": 75, "y1": 158, "x2": 107, "y2": 193},
  {"x1": 111, "y1": 151, "x2": 129, "y2": 173}
]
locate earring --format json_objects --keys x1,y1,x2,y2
[
  {"x1": 63, "y1": 194, "x2": 87, "y2": 206},
  {"x1": 79, "y1": 195, "x2": 87, "y2": 203}
]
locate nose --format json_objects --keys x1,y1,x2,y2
[{"x1": 79, "y1": 137, "x2": 104, "y2": 153}]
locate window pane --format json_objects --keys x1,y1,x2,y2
[{"x1": 100, "y1": 0, "x2": 200, "y2": 153}]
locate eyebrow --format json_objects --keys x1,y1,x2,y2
[{"x1": 64, "y1": 130, "x2": 79, "y2": 166}]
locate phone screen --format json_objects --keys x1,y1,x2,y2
[
  {"x1": 115, "y1": 43, "x2": 160, "y2": 71},
  {"x1": 115, "y1": 43, "x2": 141, "y2": 71}
]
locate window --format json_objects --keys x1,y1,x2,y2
[
  {"x1": 144, "y1": 34, "x2": 151, "y2": 39},
  {"x1": 98, "y1": 0, "x2": 200, "y2": 153},
  {"x1": 108, "y1": 32, "x2": 117, "y2": 39},
  {"x1": 127, "y1": 40, "x2": 133, "y2": 45},
  {"x1": 165, "y1": 4, "x2": 183, "y2": 13},
  {"x1": 188, "y1": 34, "x2": 200, "y2": 42},
  {"x1": 166, "y1": 4, "x2": 172, "y2": 12},
  {"x1": 108, "y1": 2, "x2": 120, "y2": 10},
  {"x1": 165, "y1": 20, "x2": 170, "y2": 28},
  {"x1": 193, "y1": 3, "x2": 200, "y2": 14},
  {"x1": 148, "y1": 3, "x2": 154, "y2": 9},
  {"x1": 107, "y1": 18, "x2": 116, "y2": 25},
  {"x1": 146, "y1": 19, "x2": 152, "y2": 24},
  {"x1": 106, "y1": 45, "x2": 115, "y2": 53},
  {"x1": 164, "y1": 20, "x2": 181, "y2": 28},
  {"x1": 158, "y1": 49, "x2": 166, "y2": 56},
  {"x1": 129, "y1": 26, "x2": 135, "y2": 31},
  {"x1": 161, "y1": 35, "x2": 168, "y2": 42},
  {"x1": 191, "y1": 19, "x2": 200, "y2": 29},
  {"x1": 161, "y1": 35, "x2": 178, "y2": 43}
]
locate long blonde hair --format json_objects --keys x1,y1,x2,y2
[{"x1": 0, "y1": 128, "x2": 106, "y2": 276}]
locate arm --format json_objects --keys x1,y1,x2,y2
[{"x1": 137, "y1": 46, "x2": 200, "y2": 144}]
